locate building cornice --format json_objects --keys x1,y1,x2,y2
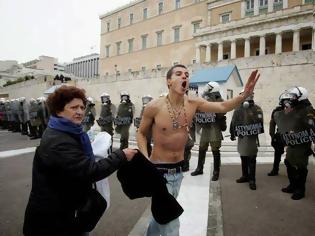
[
  {"x1": 197, "y1": 8, "x2": 313, "y2": 37},
  {"x1": 99, "y1": 0, "x2": 146, "y2": 19}
]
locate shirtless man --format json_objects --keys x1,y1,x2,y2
[{"x1": 137, "y1": 64, "x2": 259, "y2": 236}]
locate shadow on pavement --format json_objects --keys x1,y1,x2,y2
[{"x1": 220, "y1": 163, "x2": 315, "y2": 236}]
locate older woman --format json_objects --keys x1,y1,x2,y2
[{"x1": 23, "y1": 86, "x2": 137, "y2": 236}]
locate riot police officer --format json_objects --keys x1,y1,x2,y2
[
  {"x1": 82, "y1": 97, "x2": 96, "y2": 132},
  {"x1": 134, "y1": 95, "x2": 153, "y2": 156},
  {"x1": 0, "y1": 98, "x2": 5, "y2": 129},
  {"x1": 274, "y1": 87, "x2": 315, "y2": 200},
  {"x1": 29, "y1": 98, "x2": 41, "y2": 139},
  {"x1": 191, "y1": 82, "x2": 227, "y2": 181},
  {"x1": 97, "y1": 93, "x2": 115, "y2": 137},
  {"x1": 115, "y1": 91, "x2": 134, "y2": 149},
  {"x1": 230, "y1": 92, "x2": 264, "y2": 190},
  {"x1": 18, "y1": 97, "x2": 30, "y2": 135},
  {"x1": 37, "y1": 97, "x2": 49, "y2": 137}
]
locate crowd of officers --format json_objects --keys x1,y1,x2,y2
[{"x1": 0, "y1": 83, "x2": 314, "y2": 200}]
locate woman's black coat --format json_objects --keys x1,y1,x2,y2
[{"x1": 23, "y1": 128, "x2": 126, "y2": 236}]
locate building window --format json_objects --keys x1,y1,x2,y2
[
  {"x1": 259, "y1": 0, "x2": 268, "y2": 6},
  {"x1": 143, "y1": 8, "x2": 148, "y2": 19},
  {"x1": 175, "y1": 0, "x2": 181, "y2": 9},
  {"x1": 117, "y1": 17, "x2": 121, "y2": 29},
  {"x1": 174, "y1": 27, "x2": 181, "y2": 43},
  {"x1": 246, "y1": 0, "x2": 254, "y2": 10},
  {"x1": 105, "y1": 45, "x2": 110, "y2": 58},
  {"x1": 192, "y1": 21, "x2": 200, "y2": 34},
  {"x1": 302, "y1": 43, "x2": 311, "y2": 50},
  {"x1": 107, "y1": 22, "x2": 110, "y2": 32},
  {"x1": 273, "y1": 0, "x2": 283, "y2": 11},
  {"x1": 116, "y1": 42, "x2": 121, "y2": 55},
  {"x1": 227, "y1": 89, "x2": 233, "y2": 99},
  {"x1": 142, "y1": 34, "x2": 148, "y2": 49},
  {"x1": 220, "y1": 13, "x2": 230, "y2": 23},
  {"x1": 129, "y1": 13, "x2": 134, "y2": 24},
  {"x1": 223, "y1": 53, "x2": 229, "y2": 60},
  {"x1": 158, "y1": 2, "x2": 163, "y2": 15},
  {"x1": 156, "y1": 31, "x2": 163, "y2": 46},
  {"x1": 128, "y1": 38, "x2": 134, "y2": 53}
]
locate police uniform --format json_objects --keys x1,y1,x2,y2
[
  {"x1": 191, "y1": 91, "x2": 226, "y2": 181},
  {"x1": 82, "y1": 101, "x2": 96, "y2": 132},
  {"x1": 274, "y1": 101, "x2": 315, "y2": 200},
  {"x1": 29, "y1": 99, "x2": 41, "y2": 139},
  {"x1": 230, "y1": 100, "x2": 264, "y2": 190},
  {"x1": 268, "y1": 106, "x2": 285, "y2": 176},
  {"x1": 98, "y1": 102, "x2": 114, "y2": 136},
  {"x1": 115, "y1": 99, "x2": 134, "y2": 150}
]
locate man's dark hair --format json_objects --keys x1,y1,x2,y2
[
  {"x1": 47, "y1": 85, "x2": 86, "y2": 116},
  {"x1": 166, "y1": 64, "x2": 187, "y2": 80}
]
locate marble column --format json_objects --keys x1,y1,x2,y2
[
  {"x1": 244, "y1": 38, "x2": 250, "y2": 57},
  {"x1": 231, "y1": 40, "x2": 236, "y2": 59},
  {"x1": 205, "y1": 44, "x2": 211, "y2": 63},
  {"x1": 275, "y1": 33, "x2": 282, "y2": 54},
  {"x1": 293, "y1": 29, "x2": 300, "y2": 52},
  {"x1": 313, "y1": 27, "x2": 315, "y2": 51},
  {"x1": 195, "y1": 46, "x2": 201, "y2": 63},
  {"x1": 268, "y1": 0, "x2": 273, "y2": 12},
  {"x1": 218, "y1": 42, "x2": 223, "y2": 61},
  {"x1": 283, "y1": 0, "x2": 288, "y2": 8},
  {"x1": 259, "y1": 35, "x2": 266, "y2": 56}
]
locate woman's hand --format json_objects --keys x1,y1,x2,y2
[{"x1": 122, "y1": 148, "x2": 138, "y2": 161}]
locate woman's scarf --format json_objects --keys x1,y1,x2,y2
[{"x1": 48, "y1": 116, "x2": 94, "y2": 160}]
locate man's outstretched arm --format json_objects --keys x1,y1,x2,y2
[{"x1": 197, "y1": 70, "x2": 260, "y2": 113}]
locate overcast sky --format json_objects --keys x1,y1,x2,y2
[{"x1": 0, "y1": 0, "x2": 132, "y2": 64}]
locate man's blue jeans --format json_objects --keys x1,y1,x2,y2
[{"x1": 146, "y1": 172, "x2": 184, "y2": 236}]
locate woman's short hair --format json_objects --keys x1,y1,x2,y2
[{"x1": 47, "y1": 85, "x2": 86, "y2": 116}]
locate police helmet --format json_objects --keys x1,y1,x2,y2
[
  {"x1": 87, "y1": 97, "x2": 94, "y2": 103},
  {"x1": 120, "y1": 91, "x2": 130, "y2": 102},
  {"x1": 206, "y1": 81, "x2": 220, "y2": 93},
  {"x1": 288, "y1": 86, "x2": 308, "y2": 101},
  {"x1": 142, "y1": 95, "x2": 153, "y2": 105},
  {"x1": 101, "y1": 93, "x2": 110, "y2": 103}
]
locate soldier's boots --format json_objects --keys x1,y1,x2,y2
[
  {"x1": 282, "y1": 159, "x2": 297, "y2": 194},
  {"x1": 191, "y1": 149, "x2": 206, "y2": 176}
]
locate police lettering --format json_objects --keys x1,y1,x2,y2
[
  {"x1": 282, "y1": 129, "x2": 315, "y2": 146},
  {"x1": 235, "y1": 123, "x2": 263, "y2": 137},
  {"x1": 195, "y1": 112, "x2": 216, "y2": 124}
]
